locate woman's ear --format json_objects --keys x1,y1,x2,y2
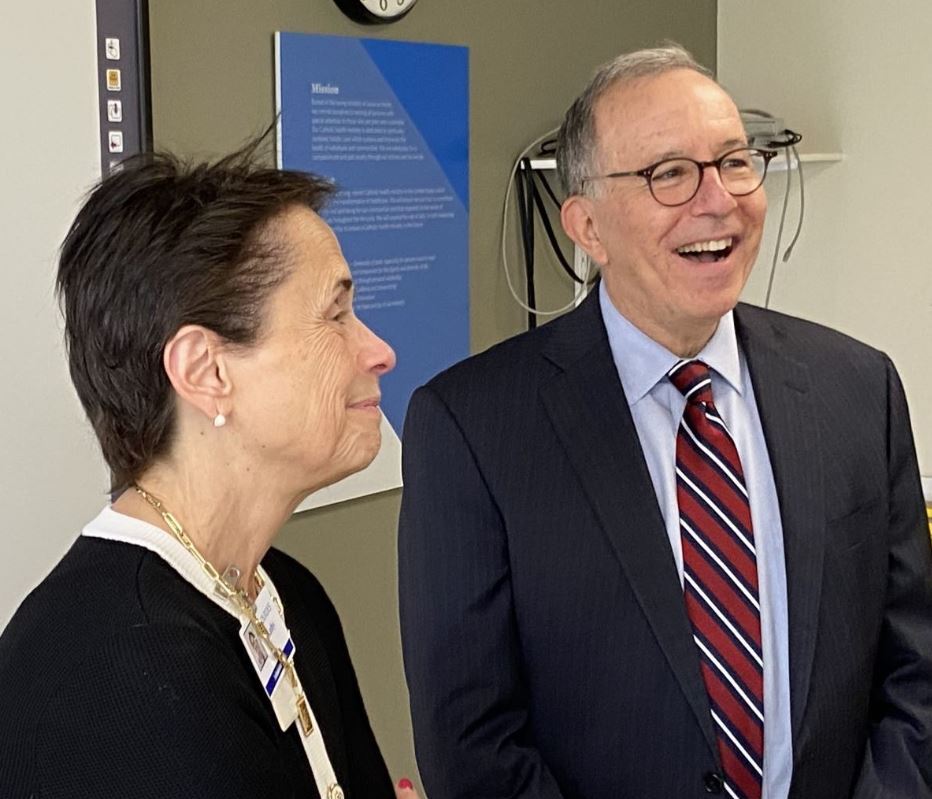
[
  {"x1": 163, "y1": 325, "x2": 232, "y2": 423},
  {"x1": 561, "y1": 195, "x2": 609, "y2": 267}
]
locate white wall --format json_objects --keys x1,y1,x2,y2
[
  {"x1": 0, "y1": 1, "x2": 109, "y2": 629},
  {"x1": 719, "y1": 0, "x2": 931, "y2": 490}
]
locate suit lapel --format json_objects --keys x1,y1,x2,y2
[
  {"x1": 734, "y1": 304, "x2": 826, "y2": 748},
  {"x1": 539, "y1": 292, "x2": 718, "y2": 758}
]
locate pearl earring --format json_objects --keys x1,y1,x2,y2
[{"x1": 213, "y1": 413, "x2": 226, "y2": 428}]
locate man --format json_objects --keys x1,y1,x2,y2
[{"x1": 398, "y1": 46, "x2": 932, "y2": 799}]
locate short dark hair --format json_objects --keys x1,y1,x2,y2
[{"x1": 57, "y1": 134, "x2": 336, "y2": 492}]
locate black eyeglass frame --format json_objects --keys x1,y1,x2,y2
[{"x1": 583, "y1": 146, "x2": 779, "y2": 207}]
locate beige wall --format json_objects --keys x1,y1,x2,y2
[
  {"x1": 719, "y1": 1, "x2": 931, "y2": 491},
  {"x1": 0, "y1": 1, "x2": 108, "y2": 630},
  {"x1": 149, "y1": 0, "x2": 717, "y2": 789}
]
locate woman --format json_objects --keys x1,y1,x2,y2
[{"x1": 0, "y1": 140, "x2": 419, "y2": 798}]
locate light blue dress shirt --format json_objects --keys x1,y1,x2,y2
[{"x1": 599, "y1": 282, "x2": 793, "y2": 799}]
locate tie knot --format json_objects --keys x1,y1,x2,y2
[{"x1": 668, "y1": 359, "x2": 714, "y2": 405}]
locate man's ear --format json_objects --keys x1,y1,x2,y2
[
  {"x1": 560, "y1": 195, "x2": 608, "y2": 267},
  {"x1": 162, "y1": 325, "x2": 232, "y2": 423}
]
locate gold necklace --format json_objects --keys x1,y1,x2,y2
[{"x1": 134, "y1": 485, "x2": 314, "y2": 737}]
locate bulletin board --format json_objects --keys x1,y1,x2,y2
[{"x1": 276, "y1": 33, "x2": 469, "y2": 508}]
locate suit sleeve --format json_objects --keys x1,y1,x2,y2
[
  {"x1": 853, "y1": 356, "x2": 932, "y2": 798},
  {"x1": 398, "y1": 384, "x2": 565, "y2": 799}
]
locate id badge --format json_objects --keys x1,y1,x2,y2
[
  {"x1": 238, "y1": 586, "x2": 298, "y2": 731},
  {"x1": 254, "y1": 584, "x2": 291, "y2": 651}
]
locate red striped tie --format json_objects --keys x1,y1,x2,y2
[{"x1": 669, "y1": 359, "x2": 764, "y2": 799}]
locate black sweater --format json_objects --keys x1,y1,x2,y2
[{"x1": 0, "y1": 536, "x2": 394, "y2": 798}]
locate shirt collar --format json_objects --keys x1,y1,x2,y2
[
  {"x1": 82, "y1": 505, "x2": 275, "y2": 620},
  {"x1": 599, "y1": 281, "x2": 743, "y2": 405}
]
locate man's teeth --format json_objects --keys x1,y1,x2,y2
[{"x1": 676, "y1": 238, "x2": 733, "y2": 254}]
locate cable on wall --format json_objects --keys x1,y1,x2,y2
[{"x1": 500, "y1": 129, "x2": 595, "y2": 325}]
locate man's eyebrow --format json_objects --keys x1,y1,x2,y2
[
  {"x1": 649, "y1": 147, "x2": 686, "y2": 161},
  {"x1": 650, "y1": 139, "x2": 751, "y2": 163}
]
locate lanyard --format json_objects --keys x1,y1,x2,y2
[{"x1": 82, "y1": 506, "x2": 344, "y2": 799}]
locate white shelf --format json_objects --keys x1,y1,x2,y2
[
  {"x1": 525, "y1": 158, "x2": 556, "y2": 170},
  {"x1": 770, "y1": 152, "x2": 844, "y2": 171},
  {"x1": 523, "y1": 153, "x2": 844, "y2": 174}
]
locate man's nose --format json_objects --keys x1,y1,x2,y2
[{"x1": 691, "y1": 164, "x2": 739, "y2": 215}]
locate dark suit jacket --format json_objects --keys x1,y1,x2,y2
[{"x1": 398, "y1": 291, "x2": 932, "y2": 799}]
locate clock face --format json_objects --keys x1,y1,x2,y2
[{"x1": 334, "y1": 0, "x2": 418, "y2": 24}]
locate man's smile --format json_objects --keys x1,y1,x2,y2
[{"x1": 676, "y1": 236, "x2": 736, "y2": 263}]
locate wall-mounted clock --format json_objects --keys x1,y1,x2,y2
[{"x1": 333, "y1": 0, "x2": 418, "y2": 24}]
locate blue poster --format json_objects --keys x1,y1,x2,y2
[{"x1": 276, "y1": 33, "x2": 469, "y2": 447}]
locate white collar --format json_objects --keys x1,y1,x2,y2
[{"x1": 82, "y1": 505, "x2": 269, "y2": 620}]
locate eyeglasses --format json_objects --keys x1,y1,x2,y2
[{"x1": 583, "y1": 147, "x2": 778, "y2": 207}]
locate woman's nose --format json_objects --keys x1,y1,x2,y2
[{"x1": 359, "y1": 323, "x2": 396, "y2": 375}]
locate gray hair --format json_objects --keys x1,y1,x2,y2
[{"x1": 556, "y1": 44, "x2": 713, "y2": 197}]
